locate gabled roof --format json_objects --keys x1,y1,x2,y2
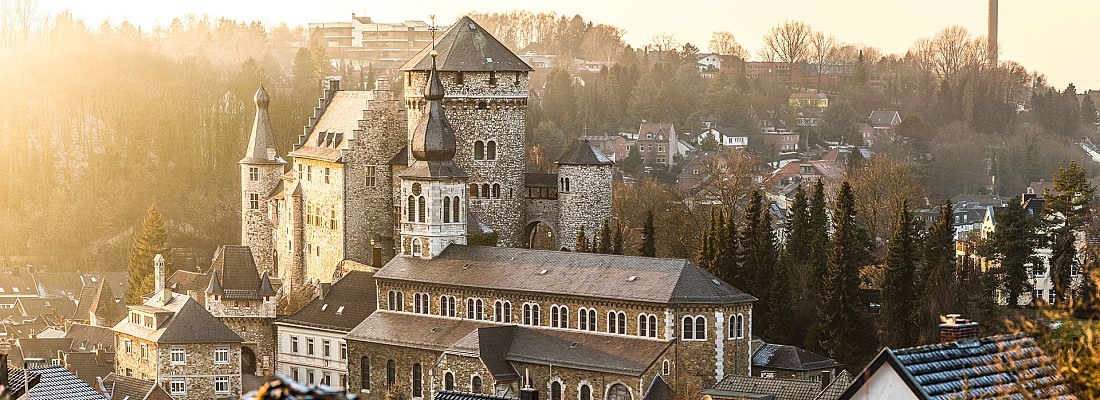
[
  {"x1": 66, "y1": 323, "x2": 116, "y2": 352},
  {"x1": 62, "y1": 351, "x2": 114, "y2": 387},
  {"x1": 80, "y1": 272, "x2": 128, "y2": 302},
  {"x1": 287, "y1": 91, "x2": 371, "y2": 162},
  {"x1": 0, "y1": 267, "x2": 37, "y2": 296},
  {"x1": 753, "y1": 343, "x2": 842, "y2": 372},
  {"x1": 277, "y1": 271, "x2": 376, "y2": 332},
  {"x1": 868, "y1": 110, "x2": 901, "y2": 127},
  {"x1": 706, "y1": 374, "x2": 826, "y2": 400},
  {"x1": 88, "y1": 281, "x2": 124, "y2": 323},
  {"x1": 102, "y1": 372, "x2": 173, "y2": 400},
  {"x1": 71, "y1": 285, "x2": 98, "y2": 320},
  {"x1": 402, "y1": 16, "x2": 531, "y2": 72},
  {"x1": 375, "y1": 245, "x2": 755, "y2": 305},
  {"x1": 111, "y1": 293, "x2": 242, "y2": 344},
  {"x1": 32, "y1": 272, "x2": 85, "y2": 298},
  {"x1": 16, "y1": 337, "x2": 74, "y2": 361},
  {"x1": 23, "y1": 365, "x2": 106, "y2": 400},
  {"x1": 839, "y1": 333, "x2": 1077, "y2": 400},
  {"x1": 556, "y1": 140, "x2": 614, "y2": 165},
  {"x1": 207, "y1": 245, "x2": 270, "y2": 300},
  {"x1": 16, "y1": 297, "x2": 76, "y2": 319},
  {"x1": 643, "y1": 375, "x2": 675, "y2": 400},
  {"x1": 167, "y1": 269, "x2": 209, "y2": 295},
  {"x1": 638, "y1": 122, "x2": 675, "y2": 139},
  {"x1": 815, "y1": 370, "x2": 852, "y2": 400}
]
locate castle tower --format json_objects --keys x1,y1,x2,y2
[
  {"x1": 556, "y1": 140, "x2": 614, "y2": 251},
  {"x1": 240, "y1": 84, "x2": 285, "y2": 275},
  {"x1": 398, "y1": 52, "x2": 468, "y2": 259},
  {"x1": 401, "y1": 16, "x2": 532, "y2": 247}
]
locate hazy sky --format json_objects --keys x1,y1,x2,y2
[{"x1": 39, "y1": 1, "x2": 1100, "y2": 89}]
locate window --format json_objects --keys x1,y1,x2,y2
[
  {"x1": 211, "y1": 346, "x2": 230, "y2": 364},
  {"x1": 486, "y1": 141, "x2": 497, "y2": 159},
  {"x1": 412, "y1": 363, "x2": 423, "y2": 397},
  {"x1": 388, "y1": 290, "x2": 405, "y2": 311},
  {"x1": 170, "y1": 347, "x2": 186, "y2": 365},
  {"x1": 551, "y1": 381, "x2": 562, "y2": 400},
  {"x1": 579, "y1": 308, "x2": 597, "y2": 331},
  {"x1": 1049, "y1": 290, "x2": 1057, "y2": 304},
  {"x1": 440, "y1": 295, "x2": 456, "y2": 317},
  {"x1": 475, "y1": 141, "x2": 485, "y2": 160},
  {"x1": 456, "y1": 72, "x2": 464, "y2": 85},
  {"x1": 366, "y1": 165, "x2": 377, "y2": 187},
  {"x1": 1034, "y1": 263, "x2": 1047, "y2": 277},
  {"x1": 139, "y1": 343, "x2": 148, "y2": 359},
  {"x1": 662, "y1": 360, "x2": 670, "y2": 375},
  {"x1": 453, "y1": 197, "x2": 460, "y2": 222},
  {"x1": 250, "y1": 193, "x2": 260, "y2": 210},
  {"x1": 639, "y1": 314, "x2": 655, "y2": 338},
  {"x1": 407, "y1": 195, "x2": 416, "y2": 222},
  {"x1": 307, "y1": 369, "x2": 315, "y2": 384},
  {"x1": 324, "y1": 372, "x2": 332, "y2": 386},
  {"x1": 492, "y1": 184, "x2": 501, "y2": 199},
  {"x1": 324, "y1": 167, "x2": 331, "y2": 184},
  {"x1": 323, "y1": 340, "x2": 331, "y2": 358},
  {"x1": 470, "y1": 184, "x2": 480, "y2": 198},
  {"x1": 607, "y1": 383, "x2": 632, "y2": 400},
  {"x1": 444, "y1": 372, "x2": 455, "y2": 391},
  {"x1": 1035, "y1": 289, "x2": 1044, "y2": 302},
  {"x1": 580, "y1": 384, "x2": 592, "y2": 400},
  {"x1": 552, "y1": 305, "x2": 569, "y2": 329},
  {"x1": 523, "y1": 303, "x2": 540, "y2": 326},
  {"x1": 760, "y1": 371, "x2": 776, "y2": 378},
  {"x1": 729, "y1": 314, "x2": 745, "y2": 339},
  {"x1": 307, "y1": 338, "x2": 315, "y2": 355},
  {"x1": 360, "y1": 357, "x2": 370, "y2": 391},
  {"x1": 123, "y1": 339, "x2": 132, "y2": 354},
  {"x1": 417, "y1": 196, "x2": 426, "y2": 222},
  {"x1": 466, "y1": 298, "x2": 484, "y2": 320},
  {"x1": 170, "y1": 378, "x2": 186, "y2": 395},
  {"x1": 565, "y1": 178, "x2": 570, "y2": 192},
  {"x1": 414, "y1": 293, "x2": 430, "y2": 314},
  {"x1": 472, "y1": 376, "x2": 483, "y2": 393},
  {"x1": 482, "y1": 184, "x2": 490, "y2": 199},
  {"x1": 494, "y1": 300, "x2": 512, "y2": 322},
  {"x1": 249, "y1": 167, "x2": 258, "y2": 181},
  {"x1": 386, "y1": 360, "x2": 396, "y2": 388},
  {"x1": 682, "y1": 316, "x2": 707, "y2": 340},
  {"x1": 307, "y1": 165, "x2": 312, "y2": 181},
  {"x1": 608, "y1": 311, "x2": 626, "y2": 334},
  {"x1": 489, "y1": 71, "x2": 498, "y2": 86},
  {"x1": 292, "y1": 367, "x2": 300, "y2": 382},
  {"x1": 215, "y1": 376, "x2": 230, "y2": 394},
  {"x1": 341, "y1": 342, "x2": 347, "y2": 360},
  {"x1": 443, "y1": 196, "x2": 451, "y2": 223}
]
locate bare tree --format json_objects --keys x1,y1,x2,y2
[
  {"x1": 847, "y1": 156, "x2": 928, "y2": 253},
  {"x1": 760, "y1": 20, "x2": 813, "y2": 82},
  {"x1": 708, "y1": 31, "x2": 748, "y2": 59},
  {"x1": 696, "y1": 149, "x2": 762, "y2": 214},
  {"x1": 809, "y1": 32, "x2": 836, "y2": 88},
  {"x1": 650, "y1": 32, "x2": 680, "y2": 52}
]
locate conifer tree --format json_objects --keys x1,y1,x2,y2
[
  {"x1": 1044, "y1": 161, "x2": 1095, "y2": 302},
  {"x1": 807, "y1": 180, "x2": 831, "y2": 304},
  {"x1": 917, "y1": 200, "x2": 957, "y2": 342},
  {"x1": 715, "y1": 211, "x2": 739, "y2": 286},
  {"x1": 611, "y1": 222, "x2": 624, "y2": 255},
  {"x1": 986, "y1": 200, "x2": 1040, "y2": 307},
  {"x1": 880, "y1": 200, "x2": 921, "y2": 348},
  {"x1": 738, "y1": 191, "x2": 777, "y2": 298},
  {"x1": 1081, "y1": 94, "x2": 1098, "y2": 128},
  {"x1": 780, "y1": 184, "x2": 813, "y2": 343},
  {"x1": 575, "y1": 226, "x2": 589, "y2": 253},
  {"x1": 698, "y1": 211, "x2": 718, "y2": 272},
  {"x1": 126, "y1": 204, "x2": 171, "y2": 304},
  {"x1": 640, "y1": 210, "x2": 656, "y2": 257},
  {"x1": 814, "y1": 181, "x2": 872, "y2": 367},
  {"x1": 599, "y1": 219, "x2": 612, "y2": 255},
  {"x1": 1073, "y1": 255, "x2": 1100, "y2": 319}
]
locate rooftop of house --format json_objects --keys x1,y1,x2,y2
[
  {"x1": 638, "y1": 122, "x2": 675, "y2": 139},
  {"x1": 556, "y1": 140, "x2": 614, "y2": 166},
  {"x1": 111, "y1": 292, "x2": 242, "y2": 344},
  {"x1": 277, "y1": 271, "x2": 377, "y2": 332},
  {"x1": 31, "y1": 272, "x2": 84, "y2": 298},
  {"x1": 65, "y1": 323, "x2": 116, "y2": 352},
  {"x1": 287, "y1": 91, "x2": 373, "y2": 163},
  {"x1": 753, "y1": 343, "x2": 842, "y2": 372},
  {"x1": 402, "y1": 16, "x2": 532, "y2": 72},
  {"x1": 100, "y1": 372, "x2": 173, "y2": 400},
  {"x1": 841, "y1": 333, "x2": 1077, "y2": 400},
  {"x1": 16, "y1": 297, "x2": 76, "y2": 319},
  {"x1": 62, "y1": 350, "x2": 114, "y2": 388},
  {"x1": 868, "y1": 110, "x2": 901, "y2": 127},
  {"x1": 20, "y1": 365, "x2": 106, "y2": 400},
  {"x1": 706, "y1": 372, "x2": 849, "y2": 400},
  {"x1": 375, "y1": 245, "x2": 756, "y2": 305},
  {"x1": 206, "y1": 245, "x2": 275, "y2": 300},
  {"x1": 0, "y1": 267, "x2": 37, "y2": 296},
  {"x1": 80, "y1": 272, "x2": 127, "y2": 301}
]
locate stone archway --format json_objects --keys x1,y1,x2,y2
[
  {"x1": 241, "y1": 346, "x2": 257, "y2": 375},
  {"x1": 524, "y1": 221, "x2": 557, "y2": 250}
]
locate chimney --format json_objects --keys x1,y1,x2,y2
[
  {"x1": 520, "y1": 369, "x2": 539, "y2": 400},
  {"x1": 939, "y1": 314, "x2": 980, "y2": 343},
  {"x1": 988, "y1": 0, "x2": 999, "y2": 66},
  {"x1": 95, "y1": 346, "x2": 106, "y2": 365},
  {"x1": 317, "y1": 283, "x2": 332, "y2": 300},
  {"x1": 820, "y1": 370, "x2": 832, "y2": 391},
  {"x1": 154, "y1": 254, "x2": 170, "y2": 303}
]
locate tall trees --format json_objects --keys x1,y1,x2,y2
[
  {"x1": 126, "y1": 204, "x2": 171, "y2": 304},
  {"x1": 917, "y1": 200, "x2": 957, "y2": 342},
  {"x1": 814, "y1": 181, "x2": 872, "y2": 366},
  {"x1": 708, "y1": 31, "x2": 748, "y2": 59},
  {"x1": 880, "y1": 201, "x2": 921, "y2": 348},
  {"x1": 759, "y1": 20, "x2": 812, "y2": 69},
  {"x1": 807, "y1": 180, "x2": 831, "y2": 307},
  {"x1": 640, "y1": 210, "x2": 656, "y2": 257},
  {"x1": 598, "y1": 219, "x2": 612, "y2": 254},
  {"x1": 1044, "y1": 161, "x2": 1095, "y2": 302},
  {"x1": 781, "y1": 184, "x2": 816, "y2": 344},
  {"x1": 575, "y1": 226, "x2": 589, "y2": 253},
  {"x1": 985, "y1": 200, "x2": 1040, "y2": 307}
]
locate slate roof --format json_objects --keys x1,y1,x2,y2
[
  {"x1": 0, "y1": 267, "x2": 37, "y2": 296},
  {"x1": 240, "y1": 84, "x2": 286, "y2": 165},
  {"x1": 815, "y1": 371, "x2": 852, "y2": 400},
  {"x1": 32, "y1": 272, "x2": 84, "y2": 298},
  {"x1": 348, "y1": 311, "x2": 671, "y2": 377},
  {"x1": 16, "y1": 297, "x2": 76, "y2": 319},
  {"x1": 435, "y1": 390, "x2": 516, "y2": 400},
  {"x1": 101, "y1": 372, "x2": 173, "y2": 400},
  {"x1": 81, "y1": 272, "x2": 128, "y2": 302},
  {"x1": 88, "y1": 281, "x2": 124, "y2": 324},
  {"x1": 62, "y1": 350, "x2": 114, "y2": 387},
  {"x1": 167, "y1": 270, "x2": 210, "y2": 295},
  {"x1": 16, "y1": 337, "x2": 74, "y2": 361},
  {"x1": 556, "y1": 140, "x2": 614, "y2": 165},
  {"x1": 287, "y1": 91, "x2": 371, "y2": 162},
  {"x1": 71, "y1": 285, "x2": 98, "y2": 320},
  {"x1": 402, "y1": 16, "x2": 532, "y2": 72},
  {"x1": 4, "y1": 366, "x2": 40, "y2": 399},
  {"x1": 22, "y1": 365, "x2": 106, "y2": 400},
  {"x1": 753, "y1": 343, "x2": 842, "y2": 372},
  {"x1": 840, "y1": 333, "x2": 1077, "y2": 400},
  {"x1": 643, "y1": 375, "x2": 675, "y2": 400},
  {"x1": 277, "y1": 271, "x2": 376, "y2": 332},
  {"x1": 375, "y1": 245, "x2": 755, "y2": 305},
  {"x1": 868, "y1": 110, "x2": 901, "y2": 127},
  {"x1": 706, "y1": 374, "x2": 825, "y2": 400},
  {"x1": 111, "y1": 292, "x2": 242, "y2": 344},
  {"x1": 66, "y1": 323, "x2": 116, "y2": 352},
  {"x1": 207, "y1": 245, "x2": 271, "y2": 300}
]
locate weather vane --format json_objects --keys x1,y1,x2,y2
[{"x1": 429, "y1": 15, "x2": 439, "y2": 56}]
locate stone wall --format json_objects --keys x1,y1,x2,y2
[
  {"x1": 398, "y1": 178, "x2": 468, "y2": 258},
  {"x1": 219, "y1": 316, "x2": 275, "y2": 374},
  {"x1": 346, "y1": 339, "x2": 443, "y2": 400},
  {"x1": 114, "y1": 334, "x2": 158, "y2": 380},
  {"x1": 557, "y1": 165, "x2": 614, "y2": 251},
  {"x1": 670, "y1": 303, "x2": 754, "y2": 396},
  {"x1": 293, "y1": 158, "x2": 346, "y2": 283},
  {"x1": 241, "y1": 163, "x2": 283, "y2": 275},
  {"x1": 156, "y1": 342, "x2": 243, "y2": 400},
  {"x1": 524, "y1": 198, "x2": 560, "y2": 249}
]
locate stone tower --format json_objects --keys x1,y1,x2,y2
[
  {"x1": 401, "y1": 16, "x2": 532, "y2": 247},
  {"x1": 399, "y1": 53, "x2": 468, "y2": 259},
  {"x1": 240, "y1": 84, "x2": 285, "y2": 275},
  {"x1": 556, "y1": 140, "x2": 614, "y2": 251}
]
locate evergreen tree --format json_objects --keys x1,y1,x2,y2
[
  {"x1": 780, "y1": 184, "x2": 814, "y2": 344},
  {"x1": 808, "y1": 180, "x2": 831, "y2": 305},
  {"x1": 640, "y1": 211, "x2": 657, "y2": 257},
  {"x1": 738, "y1": 191, "x2": 777, "y2": 295},
  {"x1": 1073, "y1": 254, "x2": 1100, "y2": 319},
  {"x1": 126, "y1": 204, "x2": 171, "y2": 304},
  {"x1": 611, "y1": 222, "x2": 625, "y2": 255},
  {"x1": 1050, "y1": 229, "x2": 1077, "y2": 305},
  {"x1": 986, "y1": 200, "x2": 1040, "y2": 307},
  {"x1": 1044, "y1": 161, "x2": 1095, "y2": 301},
  {"x1": 575, "y1": 226, "x2": 589, "y2": 253},
  {"x1": 917, "y1": 200, "x2": 957, "y2": 342},
  {"x1": 880, "y1": 200, "x2": 921, "y2": 348},
  {"x1": 1081, "y1": 95, "x2": 1098, "y2": 129},
  {"x1": 814, "y1": 181, "x2": 872, "y2": 367},
  {"x1": 698, "y1": 211, "x2": 718, "y2": 272},
  {"x1": 291, "y1": 47, "x2": 318, "y2": 95},
  {"x1": 599, "y1": 219, "x2": 612, "y2": 255},
  {"x1": 620, "y1": 145, "x2": 643, "y2": 174}
]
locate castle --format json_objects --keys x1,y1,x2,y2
[{"x1": 240, "y1": 16, "x2": 613, "y2": 286}]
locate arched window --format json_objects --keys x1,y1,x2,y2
[
  {"x1": 648, "y1": 315, "x2": 658, "y2": 338},
  {"x1": 414, "y1": 293, "x2": 430, "y2": 314},
  {"x1": 474, "y1": 141, "x2": 485, "y2": 160},
  {"x1": 466, "y1": 298, "x2": 484, "y2": 320},
  {"x1": 682, "y1": 316, "x2": 694, "y2": 340},
  {"x1": 443, "y1": 197, "x2": 451, "y2": 223},
  {"x1": 385, "y1": 360, "x2": 395, "y2": 388},
  {"x1": 482, "y1": 184, "x2": 490, "y2": 199},
  {"x1": 607, "y1": 383, "x2": 632, "y2": 400},
  {"x1": 696, "y1": 315, "x2": 707, "y2": 340},
  {"x1": 607, "y1": 311, "x2": 626, "y2": 334},
  {"x1": 440, "y1": 296, "x2": 456, "y2": 317},
  {"x1": 494, "y1": 300, "x2": 512, "y2": 323},
  {"x1": 551, "y1": 381, "x2": 562, "y2": 400},
  {"x1": 661, "y1": 360, "x2": 670, "y2": 376},
  {"x1": 417, "y1": 196, "x2": 426, "y2": 223},
  {"x1": 470, "y1": 184, "x2": 479, "y2": 198},
  {"x1": 729, "y1": 314, "x2": 744, "y2": 339},
  {"x1": 558, "y1": 306, "x2": 569, "y2": 329},
  {"x1": 387, "y1": 290, "x2": 404, "y2": 311},
  {"x1": 412, "y1": 363, "x2": 423, "y2": 398},
  {"x1": 486, "y1": 141, "x2": 497, "y2": 159},
  {"x1": 565, "y1": 178, "x2": 571, "y2": 192},
  {"x1": 411, "y1": 238, "x2": 421, "y2": 257},
  {"x1": 444, "y1": 372, "x2": 454, "y2": 391},
  {"x1": 523, "y1": 303, "x2": 540, "y2": 326},
  {"x1": 638, "y1": 314, "x2": 648, "y2": 337},
  {"x1": 492, "y1": 184, "x2": 501, "y2": 198},
  {"x1": 453, "y1": 197, "x2": 461, "y2": 222},
  {"x1": 472, "y1": 376, "x2": 483, "y2": 393},
  {"x1": 407, "y1": 196, "x2": 415, "y2": 222},
  {"x1": 580, "y1": 384, "x2": 592, "y2": 400},
  {"x1": 360, "y1": 357, "x2": 370, "y2": 390}
]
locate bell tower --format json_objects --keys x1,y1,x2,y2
[{"x1": 240, "y1": 84, "x2": 285, "y2": 274}]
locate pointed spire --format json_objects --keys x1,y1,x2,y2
[
  {"x1": 206, "y1": 269, "x2": 223, "y2": 295},
  {"x1": 409, "y1": 52, "x2": 458, "y2": 163},
  {"x1": 241, "y1": 83, "x2": 284, "y2": 165},
  {"x1": 258, "y1": 272, "x2": 275, "y2": 297}
]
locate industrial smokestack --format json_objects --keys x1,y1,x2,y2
[{"x1": 988, "y1": 0, "x2": 998, "y2": 66}]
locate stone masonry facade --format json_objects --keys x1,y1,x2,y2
[
  {"x1": 242, "y1": 163, "x2": 283, "y2": 275},
  {"x1": 557, "y1": 164, "x2": 614, "y2": 251},
  {"x1": 115, "y1": 334, "x2": 243, "y2": 400}
]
